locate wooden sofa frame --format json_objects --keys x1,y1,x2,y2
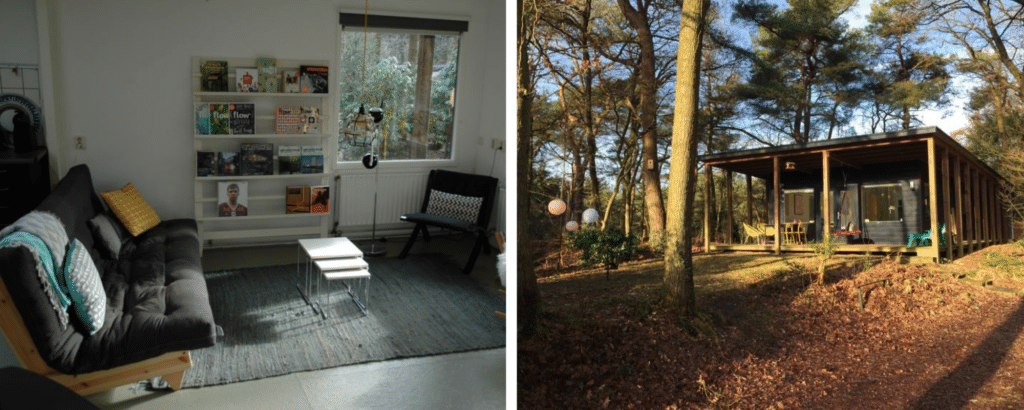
[{"x1": 0, "y1": 274, "x2": 191, "y2": 396}]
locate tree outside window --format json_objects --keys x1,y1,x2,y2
[
  {"x1": 338, "y1": 31, "x2": 460, "y2": 162},
  {"x1": 861, "y1": 183, "x2": 903, "y2": 222}
]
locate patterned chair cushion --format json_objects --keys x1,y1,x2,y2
[{"x1": 424, "y1": 190, "x2": 483, "y2": 225}]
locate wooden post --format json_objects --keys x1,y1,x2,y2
[
  {"x1": 822, "y1": 150, "x2": 831, "y2": 239},
  {"x1": 972, "y1": 167, "x2": 980, "y2": 252},
  {"x1": 941, "y1": 147, "x2": 951, "y2": 260},
  {"x1": 704, "y1": 165, "x2": 712, "y2": 252},
  {"x1": 954, "y1": 158, "x2": 964, "y2": 258},
  {"x1": 773, "y1": 156, "x2": 781, "y2": 254},
  {"x1": 989, "y1": 179, "x2": 997, "y2": 245},
  {"x1": 746, "y1": 174, "x2": 754, "y2": 226},
  {"x1": 981, "y1": 175, "x2": 989, "y2": 247},
  {"x1": 927, "y1": 138, "x2": 940, "y2": 261},
  {"x1": 726, "y1": 170, "x2": 734, "y2": 244}
]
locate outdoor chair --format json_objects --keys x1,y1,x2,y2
[
  {"x1": 398, "y1": 169, "x2": 499, "y2": 274},
  {"x1": 907, "y1": 224, "x2": 947, "y2": 248},
  {"x1": 742, "y1": 222, "x2": 765, "y2": 244}
]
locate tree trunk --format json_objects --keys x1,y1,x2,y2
[
  {"x1": 618, "y1": 0, "x2": 666, "y2": 248},
  {"x1": 517, "y1": 0, "x2": 540, "y2": 337},
  {"x1": 664, "y1": 0, "x2": 710, "y2": 317}
]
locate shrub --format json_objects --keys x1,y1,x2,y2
[
  {"x1": 810, "y1": 234, "x2": 839, "y2": 284},
  {"x1": 566, "y1": 228, "x2": 641, "y2": 270}
]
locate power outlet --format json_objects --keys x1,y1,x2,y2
[
  {"x1": 74, "y1": 136, "x2": 86, "y2": 150},
  {"x1": 491, "y1": 138, "x2": 504, "y2": 150}
]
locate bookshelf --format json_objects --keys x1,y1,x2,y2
[{"x1": 192, "y1": 56, "x2": 335, "y2": 251}]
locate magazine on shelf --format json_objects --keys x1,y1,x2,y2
[
  {"x1": 200, "y1": 60, "x2": 228, "y2": 92},
  {"x1": 235, "y1": 68, "x2": 258, "y2": 93},
  {"x1": 300, "y1": 145, "x2": 324, "y2": 174},
  {"x1": 278, "y1": 145, "x2": 302, "y2": 174},
  {"x1": 256, "y1": 58, "x2": 278, "y2": 93},
  {"x1": 229, "y1": 103, "x2": 255, "y2": 134},
  {"x1": 240, "y1": 142, "x2": 274, "y2": 176},
  {"x1": 285, "y1": 185, "x2": 311, "y2": 214},
  {"x1": 281, "y1": 69, "x2": 300, "y2": 93},
  {"x1": 299, "y1": 65, "x2": 329, "y2": 93},
  {"x1": 217, "y1": 181, "x2": 248, "y2": 217},
  {"x1": 209, "y1": 103, "x2": 230, "y2": 135},
  {"x1": 218, "y1": 151, "x2": 239, "y2": 176},
  {"x1": 196, "y1": 151, "x2": 217, "y2": 177},
  {"x1": 300, "y1": 106, "x2": 320, "y2": 134},
  {"x1": 275, "y1": 106, "x2": 301, "y2": 134},
  {"x1": 310, "y1": 185, "x2": 329, "y2": 214},
  {"x1": 194, "y1": 103, "x2": 210, "y2": 135}
]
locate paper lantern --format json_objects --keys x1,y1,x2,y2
[
  {"x1": 565, "y1": 221, "x2": 579, "y2": 232},
  {"x1": 547, "y1": 198, "x2": 567, "y2": 216},
  {"x1": 582, "y1": 208, "x2": 599, "y2": 224}
]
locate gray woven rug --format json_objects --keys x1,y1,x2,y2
[{"x1": 182, "y1": 255, "x2": 506, "y2": 388}]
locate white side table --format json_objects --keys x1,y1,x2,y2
[
  {"x1": 315, "y1": 258, "x2": 371, "y2": 316},
  {"x1": 297, "y1": 237, "x2": 363, "y2": 317}
]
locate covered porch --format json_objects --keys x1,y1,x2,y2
[{"x1": 700, "y1": 127, "x2": 1011, "y2": 260}]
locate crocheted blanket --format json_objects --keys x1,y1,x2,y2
[{"x1": 0, "y1": 211, "x2": 71, "y2": 328}]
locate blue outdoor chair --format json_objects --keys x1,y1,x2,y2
[{"x1": 907, "y1": 224, "x2": 946, "y2": 248}]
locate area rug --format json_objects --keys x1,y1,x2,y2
[{"x1": 181, "y1": 254, "x2": 506, "y2": 388}]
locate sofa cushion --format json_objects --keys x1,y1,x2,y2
[
  {"x1": 34, "y1": 165, "x2": 104, "y2": 258},
  {"x1": 63, "y1": 239, "x2": 106, "y2": 335},
  {"x1": 86, "y1": 213, "x2": 123, "y2": 260},
  {"x1": 424, "y1": 190, "x2": 483, "y2": 225},
  {"x1": 100, "y1": 183, "x2": 161, "y2": 237}
]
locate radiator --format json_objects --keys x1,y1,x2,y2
[{"x1": 336, "y1": 171, "x2": 429, "y2": 230}]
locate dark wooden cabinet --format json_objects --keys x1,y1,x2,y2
[{"x1": 0, "y1": 149, "x2": 50, "y2": 228}]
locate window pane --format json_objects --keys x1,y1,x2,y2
[
  {"x1": 861, "y1": 184, "x2": 902, "y2": 222},
  {"x1": 338, "y1": 31, "x2": 460, "y2": 161}
]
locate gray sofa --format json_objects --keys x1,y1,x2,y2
[{"x1": 0, "y1": 164, "x2": 215, "y2": 390}]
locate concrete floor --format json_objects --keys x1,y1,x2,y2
[{"x1": 85, "y1": 232, "x2": 507, "y2": 410}]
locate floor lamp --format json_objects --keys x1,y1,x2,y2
[{"x1": 359, "y1": 107, "x2": 386, "y2": 257}]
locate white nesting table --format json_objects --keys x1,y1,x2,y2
[
  {"x1": 315, "y1": 258, "x2": 370, "y2": 316},
  {"x1": 297, "y1": 237, "x2": 369, "y2": 318}
]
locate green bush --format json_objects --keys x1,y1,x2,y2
[{"x1": 566, "y1": 228, "x2": 641, "y2": 269}]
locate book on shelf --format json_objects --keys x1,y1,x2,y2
[
  {"x1": 300, "y1": 106, "x2": 320, "y2": 134},
  {"x1": 229, "y1": 103, "x2": 255, "y2": 134},
  {"x1": 285, "y1": 185, "x2": 311, "y2": 214},
  {"x1": 217, "y1": 181, "x2": 248, "y2": 217},
  {"x1": 236, "y1": 67, "x2": 258, "y2": 92},
  {"x1": 300, "y1": 65, "x2": 329, "y2": 93},
  {"x1": 209, "y1": 103, "x2": 230, "y2": 135},
  {"x1": 218, "y1": 151, "x2": 239, "y2": 176},
  {"x1": 256, "y1": 58, "x2": 278, "y2": 93},
  {"x1": 300, "y1": 145, "x2": 324, "y2": 174},
  {"x1": 275, "y1": 106, "x2": 301, "y2": 134},
  {"x1": 278, "y1": 145, "x2": 302, "y2": 174},
  {"x1": 240, "y1": 142, "x2": 274, "y2": 176},
  {"x1": 310, "y1": 185, "x2": 330, "y2": 214},
  {"x1": 200, "y1": 60, "x2": 228, "y2": 92},
  {"x1": 194, "y1": 103, "x2": 210, "y2": 135},
  {"x1": 281, "y1": 69, "x2": 300, "y2": 93},
  {"x1": 196, "y1": 151, "x2": 217, "y2": 177}
]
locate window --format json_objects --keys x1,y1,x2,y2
[
  {"x1": 861, "y1": 183, "x2": 903, "y2": 222},
  {"x1": 337, "y1": 14, "x2": 466, "y2": 162},
  {"x1": 783, "y1": 189, "x2": 813, "y2": 223}
]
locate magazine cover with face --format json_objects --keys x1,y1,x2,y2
[{"x1": 218, "y1": 181, "x2": 249, "y2": 217}]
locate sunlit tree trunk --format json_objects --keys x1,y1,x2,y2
[{"x1": 664, "y1": 0, "x2": 710, "y2": 317}]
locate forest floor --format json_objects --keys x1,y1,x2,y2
[{"x1": 518, "y1": 241, "x2": 1024, "y2": 409}]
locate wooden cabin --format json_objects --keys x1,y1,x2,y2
[{"x1": 699, "y1": 127, "x2": 1012, "y2": 260}]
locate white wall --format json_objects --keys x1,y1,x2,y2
[{"x1": 42, "y1": 0, "x2": 505, "y2": 222}]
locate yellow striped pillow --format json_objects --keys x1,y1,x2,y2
[{"x1": 101, "y1": 183, "x2": 161, "y2": 236}]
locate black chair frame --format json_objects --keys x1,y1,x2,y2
[{"x1": 398, "y1": 169, "x2": 499, "y2": 274}]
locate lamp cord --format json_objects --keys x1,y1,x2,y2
[{"x1": 360, "y1": 0, "x2": 368, "y2": 106}]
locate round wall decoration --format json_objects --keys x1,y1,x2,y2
[{"x1": 0, "y1": 93, "x2": 45, "y2": 152}]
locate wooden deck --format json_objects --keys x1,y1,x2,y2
[{"x1": 709, "y1": 239, "x2": 1002, "y2": 259}]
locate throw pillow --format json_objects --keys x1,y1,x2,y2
[
  {"x1": 63, "y1": 238, "x2": 106, "y2": 335},
  {"x1": 86, "y1": 213, "x2": 123, "y2": 260},
  {"x1": 100, "y1": 183, "x2": 161, "y2": 236},
  {"x1": 425, "y1": 190, "x2": 483, "y2": 224}
]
